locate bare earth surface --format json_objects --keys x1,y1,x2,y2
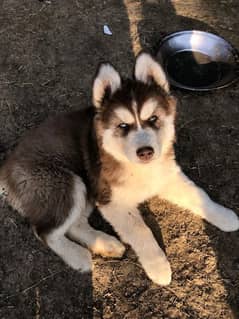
[{"x1": 0, "y1": 1, "x2": 239, "y2": 318}]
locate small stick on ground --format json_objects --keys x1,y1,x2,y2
[
  {"x1": 35, "y1": 287, "x2": 41, "y2": 319},
  {"x1": 4, "y1": 269, "x2": 65, "y2": 300}
]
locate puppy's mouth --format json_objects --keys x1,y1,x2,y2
[{"x1": 138, "y1": 158, "x2": 154, "y2": 164}]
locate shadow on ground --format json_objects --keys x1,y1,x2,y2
[
  {"x1": 0, "y1": 1, "x2": 133, "y2": 318},
  {"x1": 0, "y1": 0, "x2": 239, "y2": 318}
]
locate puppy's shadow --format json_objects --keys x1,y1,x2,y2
[
  {"x1": 140, "y1": 202, "x2": 166, "y2": 253},
  {"x1": 138, "y1": 0, "x2": 217, "y2": 55}
]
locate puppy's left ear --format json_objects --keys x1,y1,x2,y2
[
  {"x1": 134, "y1": 52, "x2": 169, "y2": 94},
  {"x1": 93, "y1": 63, "x2": 121, "y2": 108}
]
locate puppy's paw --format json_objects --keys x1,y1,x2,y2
[
  {"x1": 92, "y1": 235, "x2": 125, "y2": 258},
  {"x1": 145, "y1": 258, "x2": 172, "y2": 286},
  {"x1": 220, "y1": 208, "x2": 239, "y2": 232},
  {"x1": 211, "y1": 206, "x2": 239, "y2": 232},
  {"x1": 67, "y1": 248, "x2": 93, "y2": 272}
]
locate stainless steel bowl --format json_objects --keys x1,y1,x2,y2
[{"x1": 156, "y1": 30, "x2": 239, "y2": 91}]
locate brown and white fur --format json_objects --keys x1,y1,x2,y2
[{"x1": 0, "y1": 53, "x2": 238, "y2": 285}]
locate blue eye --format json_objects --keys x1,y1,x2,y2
[
  {"x1": 118, "y1": 123, "x2": 129, "y2": 129},
  {"x1": 148, "y1": 115, "x2": 158, "y2": 123}
]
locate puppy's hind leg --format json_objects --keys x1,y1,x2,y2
[
  {"x1": 67, "y1": 202, "x2": 125, "y2": 258},
  {"x1": 46, "y1": 234, "x2": 92, "y2": 272},
  {"x1": 44, "y1": 176, "x2": 92, "y2": 272}
]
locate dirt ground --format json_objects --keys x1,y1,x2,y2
[{"x1": 0, "y1": 0, "x2": 239, "y2": 318}]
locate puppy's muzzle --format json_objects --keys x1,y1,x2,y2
[{"x1": 136, "y1": 146, "x2": 154, "y2": 162}]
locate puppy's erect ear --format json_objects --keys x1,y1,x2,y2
[
  {"x1": 93, "y1": 63, "x2": 121, "y2": 108},
  {"x1": 134, "y1": 53, "x2": 169, "y2": 94}
]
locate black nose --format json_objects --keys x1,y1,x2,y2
[{"x1": 136, "y1": 146, "x2": 154, "y2": 161}]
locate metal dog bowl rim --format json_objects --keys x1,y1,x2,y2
[{"x1": 156, "y1": 30, "x2": 239, "y2": 91}]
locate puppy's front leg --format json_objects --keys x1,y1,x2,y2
[
  {"x1": 99, "y1": 204, "x2": 172, "y2": 285},
  {"x1": 160, "y1": 168, "x2": 239, "y2": 232}
]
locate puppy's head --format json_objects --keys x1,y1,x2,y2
[{"x1": 93, "y1": 53, "x2": 177, "y2": 164}]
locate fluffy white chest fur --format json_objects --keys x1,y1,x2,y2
[{"x1": 110, "y1": 159, "x2": 178, "y2": 205}]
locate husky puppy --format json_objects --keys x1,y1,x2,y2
[{"x1": 0, "y1": 53, "x2": 238, "y2": 285}]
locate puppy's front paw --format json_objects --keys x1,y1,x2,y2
[
  {"x1": 92, "y1": 235, "x2": 125, "y2": 258},
  {"x1": 221, "y1": 208, "x2": 239, "y2": 232},
  {"x1": 211, "y1": 206, "x2": 239, "y2": 232},
  {"x1": 145, "y1": 257, "x2": 172, "y2": 286}
]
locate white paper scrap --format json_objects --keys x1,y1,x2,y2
[{"x1": 103, "y1": 25, "x2": 112, "y2": 36}]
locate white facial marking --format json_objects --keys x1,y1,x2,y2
[
  {"x1": 124, "y1": 126, "x2": 160, "y2": 163},
  {"x1": 140, "y1": 99, "x2": 158, "y2": 121},
  {"x1": 102, "y1": 128, "x2": 129, "y2": 163},
  {"x1": 114, "y1": 108, "x2": 134, "y2": 124}
]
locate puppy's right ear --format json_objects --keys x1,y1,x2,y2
[{"x1": 92, "y1": 63, "x2": 121, "y2": 108}]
